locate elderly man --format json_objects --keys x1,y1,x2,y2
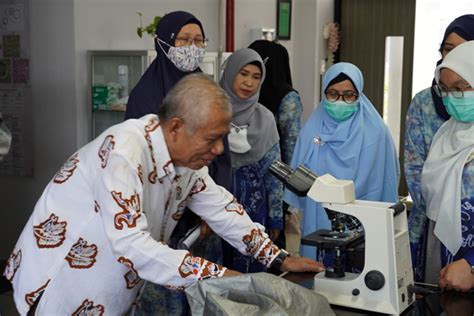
[{"x1": 4, "y1": 74, "x2": 324, "y2": 314}]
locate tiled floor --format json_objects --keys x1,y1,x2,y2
[{"x1": 0, "y1": 290, "x2": 18, "y2": 316}]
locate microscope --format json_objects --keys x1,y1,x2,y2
[{"x1": 270, "y1": 160, "x2": 414, "y2": 315}]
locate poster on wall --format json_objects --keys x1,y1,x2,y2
[{"x1": 0, "y1": 0, "x2": 32, "y2": 176}]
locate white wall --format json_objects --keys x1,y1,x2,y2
[
  {"x1": 235, "y1": 0, "x2": 334, "y2": 122},
  {"x1": 74, "y1": 0, "x2": 221, "y2": 146},
  {"x1": 0, "y1": 0, "x2": 77, "y2": 258},
  {"x1": 412, "y1": 0, "x2": 474, "y2": 96},
  {"x1": 234, "y1": 0, "x2": 276, "y2": 50},
  {"x1": 0, "y1": 0, "x2": 333, "y2": 259},
  {"x1": 292, "y1": 0, "x2": 334, "y2": 121}
]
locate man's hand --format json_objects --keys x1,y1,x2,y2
[
  {"x1": 280, "y1": 256, "x2": 325, "y2": 273},
  {"x1": 439, "y1": 258, "x2": 474, "y2": 291},
  {"x1": 223, "y1": 268, "x2": 242, "y2": 277},
  {"x1": 269, "y1": 229, "x2": 281, "y2": 241}
]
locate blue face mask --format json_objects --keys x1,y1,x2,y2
[
  {"x1": 443, "y1": 91, "x2": 474, "y2": 122},
  {"x1": 323, "y1": 100, "x2": 358, "y2": 122}
]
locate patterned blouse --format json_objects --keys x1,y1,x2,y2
[
  {"x1": 233, "y1": 143, "x2": 284, "y2": 231},
  {"x1": 405, "y1": 88, "x2": 445, "y2": 245},
  {"x1": 276, "y1": 91, "x2": 303, "y2": 165},
  {"x1": 229, "y1": 143, "x2": 283, "y2": 273},
  {"x1": 405, "y1": 87, "x2": 474, "y2": 280}
]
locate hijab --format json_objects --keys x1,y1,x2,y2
[
  {"x1": 220, "y1": 48, "x2": 279, "y2": 169},
  {"x1": 283, "y1": 62, "x2": 399, "y2": 258},
  {"x1": 248, "y1": 40, "x2": 295, "y2": 115},
  {"x1": 125, "y1": 11, "x2": 232, "y2": 190},
  {"x1": 124, "y1": 11, "x2": 205, "y2": 120},
  {"x1": 431, "y1": 14, "x2": 474, "y2": 121},
  {"x1": 422, "y1": 40, "x2": 474, "y2": 256}
]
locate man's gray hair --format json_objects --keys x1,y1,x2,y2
[{"x1": 158, "y1": 73, "x2": 232, "y2": 132}]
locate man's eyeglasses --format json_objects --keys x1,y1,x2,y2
[
  {"x1": 175, "y1": 36, "x2": 209, "y2": 48},
  {"x1": 434, "y1": 84, "x2": 472, "y2": 99},
  {"x1": 325, "y1": 90, "x2": 359, "y2": 103}
]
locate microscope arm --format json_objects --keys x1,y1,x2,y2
[{"x1": 270, "y1": 160, "x2": 359, "y2": 232}]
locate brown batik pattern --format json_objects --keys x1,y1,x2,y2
[
  {"x1": 72, "y1": 299, "x2": 105, "y2": 316},
  {"x1": 171, "y1": 199, "x2": 187, "y2": 221},
  {"x1": 256, "y1": 241, "x2": 279, "y2": 266},
  {"x1": 199, "y1": 260, "x2": 225, "y2": 280},
  {"x1": 242, "y1": 228, "x2": 268, "y2": 256},
  {"x1": 144, "y1": 117, "x2": 160, "y2": 184},
  {"x1": 65, "y1": 238, "x2": 98, "y2": 269},
  {"x1": 98, "y1": 135, "x2": 115, "y2": 168},
  {"x1": 33, "y1": 213, "x2": 67, "y2": 249},
  {"x1": 177, "y1": 253, "x2": 224, "y2": 280},
  {"x1": 53, "y1": 153, "x2": 79, "y2": 184},
  {"x1": 137, "y1": 163, "x2": 144, "y2": 184},
  {"x1": 111, "y1": 191, "x2": 141, "y2": 230},
  {"x1": 3, "y1": 249, "x2": 21, "y2": 281},
  {"x1": 188, "y1": 177, "x2": 206, "y2": 197},
  {"x1": 117, "y1": 256, "x2": 141, "y2": 289},
  {"x1": 25, "y1": 279, "x2": 50, "y2": 307},
  {"x1": 224, "y1": 198, "x2": 245, "y2": 216},
  {"x1": 94, "y1": 200, "x2": 100, "y2": 213}
]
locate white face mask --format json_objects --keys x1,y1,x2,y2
[
  {"x1": 0, "y1": 114, "x2": 12, "y2": 161},
  {"x1": 157, "y1": 38, "x2": 205, "y2": 72},
  {"x1": 228, "y1": 123, "x2": 251, "y2": 154}
]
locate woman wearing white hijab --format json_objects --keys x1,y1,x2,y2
[
  {"x1": 421, "y1": 40, "x2": 474, "y2": 291},
  {"x1": 220, "y1": 48, "x2": 283, "y2": 273}
]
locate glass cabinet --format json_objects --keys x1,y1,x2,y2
[
  {"x1": 89, "y1": 50, "x2": 229, "y2": 139},
  {"x1": 90, "y1": 50, "x2": 156, "y2": 138}
]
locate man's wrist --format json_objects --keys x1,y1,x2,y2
[{"x1": 270, "y1": 249, "x2": 289, "y2": 271}]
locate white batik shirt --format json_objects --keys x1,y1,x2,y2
[{"x1": 4, "y1": 114, "x2": 281, "y2": 315}]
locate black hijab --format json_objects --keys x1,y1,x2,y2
[
  {"x1": 431, "y1": 14, "x2": 474, "y2": 121},
  {"x1": 124, "y1": 11, "x2": 205, "y2": 120},
  {"x1": 248, "y1": 40, "x2": 295, "y2": 115}
]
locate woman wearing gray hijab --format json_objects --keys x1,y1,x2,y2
[{"x1": 220, "y1": 48, "x2": 283, "y2": 272}]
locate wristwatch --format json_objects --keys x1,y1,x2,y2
[{"x1": 270, "y1": 249, "x2": 289, "y2": 272}]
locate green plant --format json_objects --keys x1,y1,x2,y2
[{"x1": 136, "y1": 13, "x2": 161, "y2": 38}]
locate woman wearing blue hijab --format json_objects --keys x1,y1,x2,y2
[{"x1": 283, "y1": 62, "x2": 399, "y2": 260}]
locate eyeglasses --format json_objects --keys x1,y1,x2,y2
[
  {"x1": 325, "y1": 89, "x2": 359, "y2": 103},
  {"x1": 175, "y1": 36, "x2": 209, "y2": 48},
  {"x1": 434, "y1": 84, "x2": 472, "y2": 99}
]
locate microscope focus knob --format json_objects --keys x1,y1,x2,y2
[{"x1": 364, "y1": 270, "x2": 385, "y2": 291}]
